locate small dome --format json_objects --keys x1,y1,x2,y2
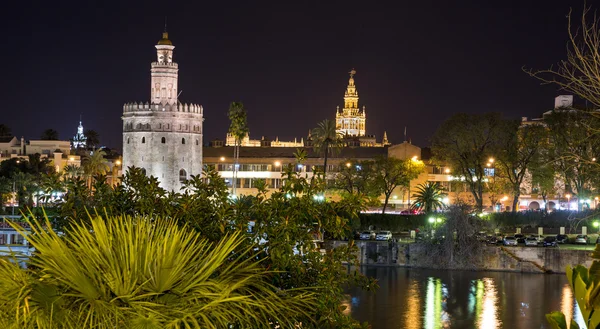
[{"x1": 157, "y1": 32, "x2": 172, "y2": 45}]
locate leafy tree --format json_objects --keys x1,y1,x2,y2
[
  {"x1": 411, "y1": 182, "x2": 446, "y2": 213},
  {"x1": 333, "y1": 159, "x2": 377, "y2": 199},
  {"x1": 40, "y1": 128, "x2": 59, "y2": 140},
  {"x1": 544, "y1": 109, "x2": 600, "y2": 209},
  {"x1": 0, "y1": 213, "x2": 315, "y2": 328},
  {"x1": 0, "y1": 124, "x2": 11, "y2": 137},
  {"x1": 531, "y1": 162, "x2": 559, "y2": 212},
  {"x1": 372, "y1": 156, "x2": 424, "y2": 214},
  {"x1": 228, "y1": 102, "x2": 249, "y2": 196},
  {"x1": 431, "y1": 113, "x2": 504, "y2": 212},
  {"x1": 83, "y1": 129, "x2": 100, "y2": 150},
  {"x1": 312, "y1": 119, "x2": 344, "y2": 179},
  {"x1": 495, "y1": 122, "x2": 549, "y2": 212}
]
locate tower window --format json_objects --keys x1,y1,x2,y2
[
  {"x1": 196, "y1": 140, "x2": 198, "y2": 145},
  {"x1": 179, "y1": 169, "x2": 187, "y2": 183},
  {"x1": 142, "y1": 137, "x2": 146, "y2": 144},
  {"x1": 127, "y1": 138, "x2": 130, "y2": 144},
  {"x1": 182, "y1": 138, "x2": 186, "y2": 144},
  {"x1": 141, "y1": 168, "x2": 147, "y2": 176},
  {"x1": 161, "y1": 137, "x2": 166, "y2": 144}
]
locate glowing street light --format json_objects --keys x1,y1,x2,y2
[
  {"x1": 428, "y1": 217, "x2": 436, "y2": 223},
  {"x1": 274, "y1": 161, "x2": 281, "y2": 167},
  {"x1": 219, "y1": 156, "x2": 225, "y2": 162},
  {"x1": 444, "y1": 168, "x2": 451, "y2": 174},
  {"x1": 488, "y1": 158, "x2": 495, "y2": 163},
  {"x1": 566, "y1": 194, "x2": 571, "y2": 210},
  {"x1": 346, "y1": 162, "x2": 351, "y2": 168}
]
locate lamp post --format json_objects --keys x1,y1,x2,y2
[{"x1": 566, "y1": 194, "x2": 571, "y2": 210}]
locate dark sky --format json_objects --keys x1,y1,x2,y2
[{"x1": 0, "y1": 0, "x2": 587, "y2": 150}]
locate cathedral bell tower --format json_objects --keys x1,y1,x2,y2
[
  {"x1": 151, "y1": 31, "x2": 178, "y2": 105},
  {"x1": 336, "y1": 69, "x2": 366, "y2": 137}
]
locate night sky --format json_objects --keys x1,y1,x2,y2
[{"x1": 0, "y1": 0, "x2": 587, "y2": 151}]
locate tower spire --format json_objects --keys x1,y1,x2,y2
[{"x1": 164, "y1": 16, "x2": 168, "y2": 33}]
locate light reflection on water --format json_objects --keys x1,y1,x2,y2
[{"x1": 346, "y1": 267, "x2": 584, "y2": 329}]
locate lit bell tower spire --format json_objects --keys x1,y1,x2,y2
[
  {"x1": 151, "y1": 27, "x2": 178, "y2": 105},
  {"x1": 335, "y1": 69, "x2": 366, "y2": 136}
]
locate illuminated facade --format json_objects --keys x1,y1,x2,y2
[
  {"x1": 336, "y1": 69, "x2": 366, "y2": 137},
  {"x1": 72, "y1": 121, "x2": 87, "y2": 149},
  {"x1": 122, "y1": 30, "x2": 204, "y2": 191},
  {"x1": 225, "y1": 133, "x2": 304, "y2": 147}
]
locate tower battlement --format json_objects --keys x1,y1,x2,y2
[
  {"x1": 151, "y1": 62, "x2": 179, "y2": 68},
  {"x1": 123, "y1": 102, "x2": 203, "y2": 114},
  {"x1": 122, "y1": 30, "x2": 203, "y2": 192}
]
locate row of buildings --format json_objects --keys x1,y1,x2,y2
[
  {"x1": 117, "y1": 30, "x2": 575, "y2": 213},
  {"x1": 0, "y1": 29, "x2": 578, "y2": 213}
]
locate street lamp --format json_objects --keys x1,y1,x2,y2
[{"x1": 566, "y1": 194, "x2": 571, "y2": 210}]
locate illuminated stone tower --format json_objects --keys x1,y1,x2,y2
[
  {"x1": 122, "y1": 30, "x2": 204, "y2": 191},
  {"x1": 335, "y1": 69, "x2": 366, "y2": 137}
]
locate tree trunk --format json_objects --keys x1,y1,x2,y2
[
  {"x1": 382, "y1": 194, "x2": 390, "y2": 214},
  {"x1": 511, "y1": 194, "x2": 519, "y2": 213},
  {"x1": 323, "y1": 144, "x2": 329, "y2": 184}
]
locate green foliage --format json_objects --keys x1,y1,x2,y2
[
  {"x1": 371, "y1": 156, "x2": 424, "y2": 214},
  {"x1": 53, "y1": 164, "x2": 376, "y2": 328},
  {"x1": 312, "y1": 119, "x2": 344, "y2": 176},
  {"x1": 546, "y1": 243, "x2": 600, "y2": 329},
  {"x1": 83, "y1": 129, "x2": 100, "y2": 150},
  {"x1": 40, "y1": 128, "x2": 59, "y2": 140},
  {"x1": 0, "y1": 213, "x2": 315, "y2": 328},
  {"x1": 432, "y1": 112, "x2": 505, "y2": 211},
  {"x1": 411, "y1": 182, "x2": 446, "y2": 213}
]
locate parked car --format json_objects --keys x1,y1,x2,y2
[
  {"x1": 514, "y1": 234, "x2": 525, "y2": 244},
  {"x1": 525, "y1": 237, "x2": 538, "y2": 246},
  {"x1": 359, "y1": 231, "x2": 376, "y2": 240},
  {"x1": 556, "y1": 234, "x2": 568, "y2": 244},
  {"x1": 503, "y1": 236, "x2": 518, "y2": 246},
  {"x1": 376, "y1": 231, "x2": 393, "y2": 241},
  {"x1": 486, "y1": 235, "x2": 501, "y2": 245},
  {"x1": 543, "y1": 236, "x2": 558, "y2": 247},
  {"x1": 575, "y1": 235, "x2": 589, "y2": 245}
]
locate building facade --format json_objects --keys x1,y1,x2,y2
[{"x1": 122, "y1": 31, "x2": 204, "y2": 191}]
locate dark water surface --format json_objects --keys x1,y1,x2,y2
[{"x1": 346, "y1": 267, "x2": 583, "y2": 329}]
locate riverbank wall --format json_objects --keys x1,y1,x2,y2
[{"x1": 331, "y1": 240, "x2": 593, "y2": 274}]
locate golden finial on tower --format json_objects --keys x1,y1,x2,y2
[{"x1": 349, "y1": 68, "x2": 356, "y2": 78}]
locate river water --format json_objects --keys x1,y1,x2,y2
[{"x1": 346, "y1": 267, "x2": 583, "y2": 329}]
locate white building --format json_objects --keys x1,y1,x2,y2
[{"x1": 122, "y1": 30, "x2": 204, "y2": 191}]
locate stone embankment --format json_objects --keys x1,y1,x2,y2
[{"x1": 330, "y1": 240, "x2": 593, "y2": 274}]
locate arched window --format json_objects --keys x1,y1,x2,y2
[
  {"x1": 179, "y1": 169, "x2": 187, "y2": 183},
  {"x1": 127, "y1": 138, "x2": 130, "y2": 144},
  {"x1": 141, "y1": 168, "x2": 147, "y2": 176},
  {"x1": 182, "y1": 138, "x2": 186, "y2": 144},
  {"x1": 142, "y1": 137, "x2": 146, "y2": 144},
  {"x1": 196, "y1": 139, "x2": 199, "y2": 145},
  {"x1": 161, "y1": 137, "x2": 166, "y2": 144}
]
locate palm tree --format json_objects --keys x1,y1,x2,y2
[
  {"x1": 228, "y1": 102, "x2": 249, "y2": 196},
  {"x1": 83, "y1": 150, "x2": 109, "y2": 187},
  {"x1": 84, "y1": 129, "x2": 100, "y2": 150},
  {"x1": 0, "y1": 214, "x2": 314, "y2": 328},
  {"x1": 63, "y1": 164, "x2": 83, "y2": 178},
  {"x1": 312, "y1": 119, "x2": 343, "y2": 178},
  {"x1": 40, "y1": 128, "x2": 59, "y2": 140},
  {"x1": 0, "y1": 124, "x2": 11, "y2": 137},
  {"x1": 411, "y1": 182, "x2": 446, "y2": 213}
]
